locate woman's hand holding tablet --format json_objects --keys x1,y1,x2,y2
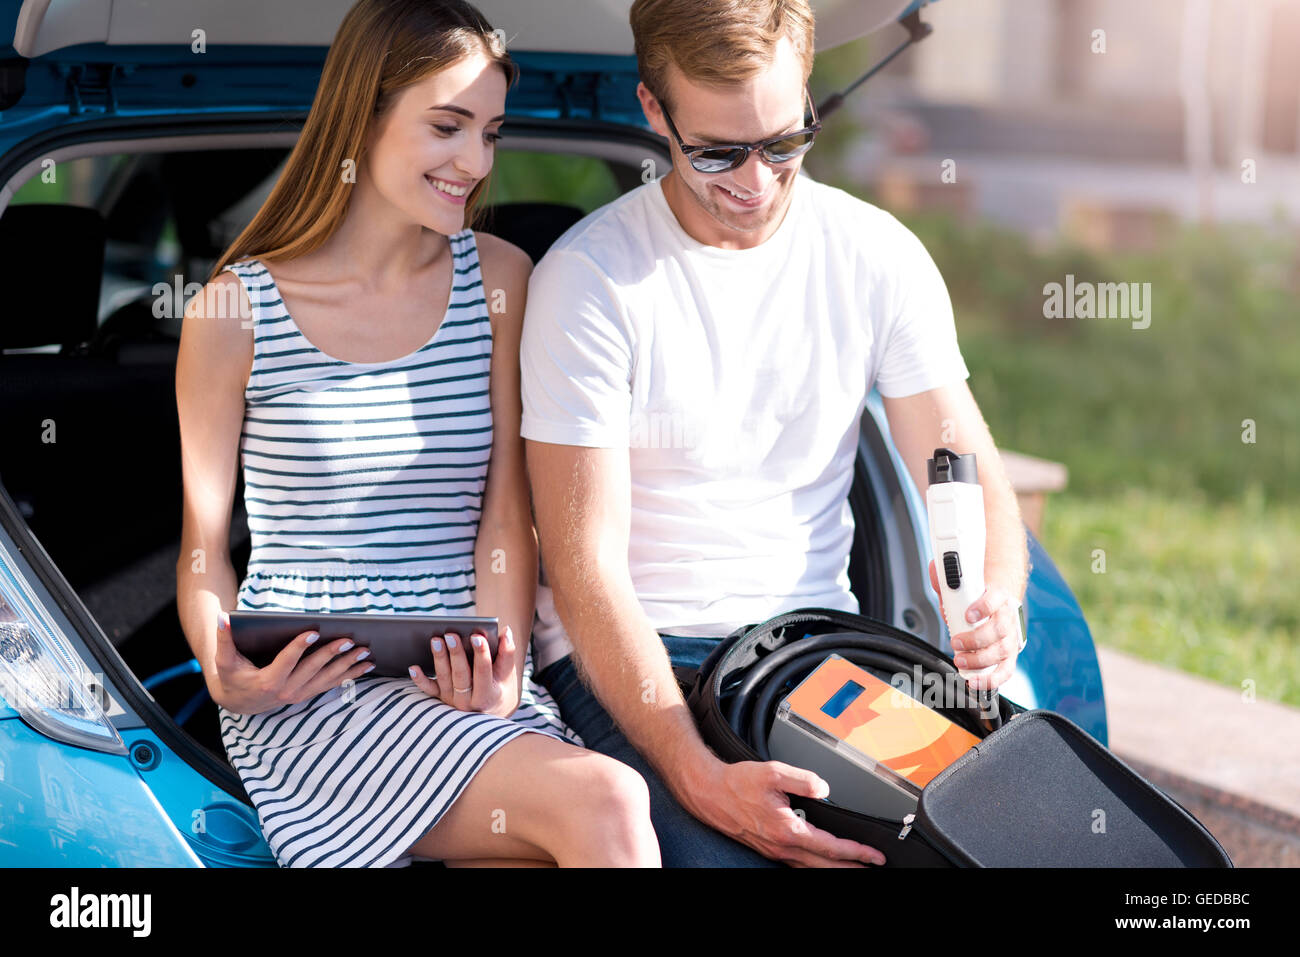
[
  {"x1": 409, "y1": 624, "x2": 528, "y2": 718},
  {"x1": 213, "y1": 610, "x2": 378, "y2": 715}
]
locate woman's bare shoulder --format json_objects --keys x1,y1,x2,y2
[
  {"x1": 470, "y1": 231, "x2": 532, "y2": 334},
  {"x1": 178, "y1": 270, "x2": 255, "y2": 388},
  {"x1": 472, "y1": 231, "x2": 532, "y2": 284}
]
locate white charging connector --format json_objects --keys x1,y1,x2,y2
[{"x1": 926, "y1": 447, "x2": 1000, "y2": 682}]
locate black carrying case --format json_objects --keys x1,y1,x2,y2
[{"x1": 685, "y1": 608, "x2": 1233, "y2": 868}]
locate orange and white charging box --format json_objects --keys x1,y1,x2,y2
[{"x1": 769, "y1": 654, "x2": 981, "y2": 819}]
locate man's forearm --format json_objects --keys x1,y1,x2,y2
[
  {"x1": 526, "y1": 440, "x2": 724, "y2": 817},
  {"x1": 979, "y1": 452, "x2": 1030, "y2": 602},
  {"x1": 551, "y1": 572, "x2": 718, "y2": 805},
  {"x1": 885, "y1": 383, "x2": 1029, "y2": 606}
]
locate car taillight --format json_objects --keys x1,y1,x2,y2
[{"x1": 0, "y1": 538, "x2": 126, "y2": 754}]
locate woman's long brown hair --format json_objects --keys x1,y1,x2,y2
[{"x1": 208, "y1": 0, "x2": 515, "y2": 282}]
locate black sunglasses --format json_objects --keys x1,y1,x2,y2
[{"x1": 660, "y1": 87, "x2": 822, "y2": 174}]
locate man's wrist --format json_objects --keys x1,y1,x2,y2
[
  {"x1": 658, "y1": 731, "x2": 724, "y2": 816},
  {"x1": 985, "y1": 563, "x2": 1028, "y2": 604}
]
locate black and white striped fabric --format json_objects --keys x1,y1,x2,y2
[{"x1": 217, "y1": 230, "x2": 581, "y2": 868}]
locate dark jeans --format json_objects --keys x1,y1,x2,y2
[{"x1": 535, "y1": 635, "x2": 783, "y2": 867}]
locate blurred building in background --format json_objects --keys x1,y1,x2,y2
[{"x1": 834, "y1": 0, "x2": 1300, "y2": 247}]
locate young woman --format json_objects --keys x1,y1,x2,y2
[{"x1": 174, "y1": 0, "x2": 659, "y2": 868}]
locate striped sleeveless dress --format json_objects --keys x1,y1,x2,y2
[{"x1": 217, "y1": 229, "x2": 582, "y2": 869}]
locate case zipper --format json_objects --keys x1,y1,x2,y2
[{"x1": 898, "y1": 813, "x2": 916, "y2": 840}]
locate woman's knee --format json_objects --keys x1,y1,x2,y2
[
  {"x1": 589, "y1": 754, "x2": 652, "y2": 820},
  {"x1": 539, "y1": 752, "x2": 658, "y2": 864},
  {"x1": 419, "y1": 733, "x2": 659, "y2": 866}
]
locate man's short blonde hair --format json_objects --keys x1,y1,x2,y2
[{"x1": 629, "y1": 0, "x2": 815, "y2": 111}]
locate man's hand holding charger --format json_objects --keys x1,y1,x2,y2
[{"x1": 925, "y1": 447, "x2": 1027, "y2": 693}]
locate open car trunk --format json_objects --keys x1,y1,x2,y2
[
  {"x1": 0, "y1": 0, "x2": 1108, "y2": 865},
  {"x1": 0, "y1": 114, "x2": 932, "y2": 787}
]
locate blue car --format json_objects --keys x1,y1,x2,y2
[{"x1": 0, "y1": 0, "x2": 1104, "y2": 866}]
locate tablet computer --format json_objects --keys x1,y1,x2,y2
[{"x1": 228, "y1": 610, "x2": 498, "y2": 680}]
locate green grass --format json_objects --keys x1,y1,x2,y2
[
  {"x1": 885, "y1": 213, "x2": 1300, "y2": 707},
  {"x1": 1043, "y1": 489, "x2": 1300, "y2": 707},
  {"x1": 911, "y1": 214, "x2": 1300, "y2": 506}
]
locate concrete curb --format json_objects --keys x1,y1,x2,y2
[
  {"x1": 1096, "y1": 645, "x2": 1300, "y2": 867},
  {"x1": 1117, "y1": 755, "x2": 1300, "y2": 868}
]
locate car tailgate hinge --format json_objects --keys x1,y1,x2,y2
[{"x1": 61, "y1": 62, "x2": 123, "y2": 115}]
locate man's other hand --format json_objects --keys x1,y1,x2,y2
[{"x1": 682, "y1": 757, "x2": 888, "y2": 867}]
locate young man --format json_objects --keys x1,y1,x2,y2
[{"x1": 520, "y1": 0, "x2": 1029, "y2": 867}]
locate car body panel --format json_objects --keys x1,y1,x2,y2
[
  {"x1": 9, "y1": 0, "x2": 916, "y2": 58},
  {"x1": 119, "y1": 730, "x2": 276, "y2": 867},
  {"x1": 0, "y1": 0, "x2": 925, "y2": 148},
  {"x1": 0, "y1": 716, "x2": 203, "y2": 865}
]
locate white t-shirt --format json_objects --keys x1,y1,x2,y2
[{"x1": 520, "y1": 173, "x2": 970, "y2": 671}]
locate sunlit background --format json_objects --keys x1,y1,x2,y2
[{"x1": 803, "y1": 0, "x2": 1300, "y2": 707}]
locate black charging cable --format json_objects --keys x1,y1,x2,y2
[{"x1": 720, "y1": 631, "x2": 1007, "y2": 759}]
